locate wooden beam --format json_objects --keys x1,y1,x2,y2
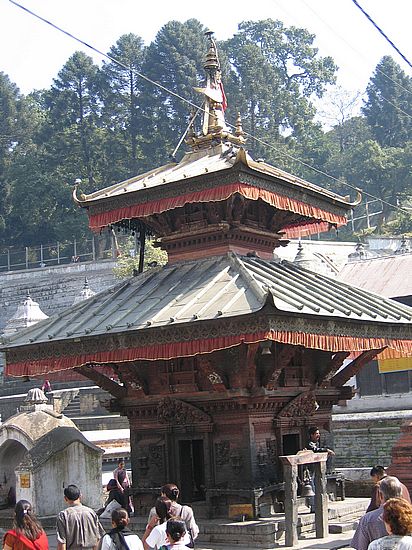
[
  {"x1": 74, "y1": 364, "x2": 127, "y2": 399},
  {"x1": 316, "y1": 351, "x2": 350, "y2": 387},
  {"x1": 331, "y1": 349, "x2": 384, "y2": 387},
  {"x1": 264, "y1": 344, "x2": 297, "y2": 389}
]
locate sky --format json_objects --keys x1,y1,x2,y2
[{"x1": 1, "y1": 0, "x2": 411, "y2": 110}]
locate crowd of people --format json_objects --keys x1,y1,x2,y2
[
  {"x1": 2, "y1": 469, "x2": 199, "y2": 550},
  {"x1": 4, "y1": 454, "x2": 412, "y2": 550}
]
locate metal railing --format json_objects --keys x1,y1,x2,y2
[{"x1": 0, "y1": 237, "x2": 117, "y2": 273}]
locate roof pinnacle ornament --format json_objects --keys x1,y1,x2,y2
[{"x1": 189, "y1": 31, "x2": 245, "y2": 150}]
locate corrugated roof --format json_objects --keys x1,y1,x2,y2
[
  {"x1": 338, "y1": 254, "x2": 412, "y2": 299},
  {"x1": 76, "y1": 144, "x2": 354, "y2": 208},
  {"x1": 2, "y1": 253, "x2": 411, "y2": 349}
]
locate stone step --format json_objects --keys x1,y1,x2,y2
[{"x1": 329, "y1": 521, "x2": 358, "y2": 534}]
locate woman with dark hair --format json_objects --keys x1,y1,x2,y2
[
  {"x1": 3, "y1": 500, "x2": 48, "y2": 550},
  {"x1": 98, "y1": 480, "x2": 124, "y2": 519},
  {"x1": 143, "y1": 496, "x2": 190, "y2": 550},
  {"x1": 147, "y1": 484, "x2": 198, "y2": 547},
  {"x1": 368, "y1": 498, "x2": 412, "y2": 549},
  {"x1": 99, "y1": 508, "x2": 143, "y2": 550},
  {"x1": 165, "y1": 520, "x2": 188, "y2": 549}
]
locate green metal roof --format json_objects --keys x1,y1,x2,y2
[{"x1": 2, "y1": 253, "x2": 411, "y2": 350}]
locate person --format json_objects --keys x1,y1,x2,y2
[
  {"x1": 3, "y1": 499, "x2": 49, "y2": 550},
  {"x1": 305, "y1": 426, "x2": 335, "y2": 512},
  {"x1": 113, "y1": 460, "x2": 133, "y2": 514},
  {"x1": 97, "y1": 480, "x2": 124, "y2": 519},
  {"x1": 367, "y1": 466, "x2": 411, "y2": 513},
  {"x1": 143, "y1": 496, "x2": 178, "y2": 550},
  {"x1": 147, "y1": 484, "x2": 198, "y2": 545},
  {"x1": 99, "y1": 508, "x2": 143, "y2": 550},
  {"x1": 368, "y1": 498, "x2": 412, "y2": 549},
  {"x1": 56, "y1": 484, "x2": 105, "y2": 550},
  {"x1": 306, "y1": 426, "x2": 335, "y2": 456},
  {"x1": 41, "y1": 380, "x2": 51, "y2": 393},
  {"x1": 165, "y1": 519, "x2": 188, "y2": 549},
  {"x1": 352, "y1": 476, "x2": 405, "y2": 550}
]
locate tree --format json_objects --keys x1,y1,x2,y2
[
  {"x1": 100, "y1": 33, "x2": 146, "y2": 180},
  {"x1": 221, "y1": 19, "x2": 337, "y2": 160},
  {"x1": 362, "y1": 56, "x2": 412, "y2": 148},
  {"x1": 139, "y1": 19, "x2": 208, "y2": 168},
  {"x1": 0, "y1": 73, "x2": 21, "y2": 240},
  {"x1": 44, "y1": 51, "x2": 102, "y2": 186}
]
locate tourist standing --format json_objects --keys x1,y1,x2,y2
[
  {"x1": 352, "y1": 476, "x2": 405, "y2": 550},
  {"x1": 113, "y1": 460, "x2": 133, "y2": 515},
  {"x1": 147, "y1": 484, "x2": 198, "y2": 545},
  {"x1": 143, "y1": 496, "x2": 190, "y2": 550},
  {"x1": 165, "y1": 520, "x2": 188, "y2": 549},
  {"x1": 367, "y1": 498, "x2": 412, "y2": 549},
  {"x1": 3, "y1": 500, "x2": 48, "y2": 550},
  {"x1": 367, "y1": 466, "x2": 411, "y2": 512},
  {"x1": 99, "y1": 508, "x2": 143, "y2": 550},
  {"x1": 56, "y1": 484, "x2": 105, "y2": 550},
  {"x1": 305, "y1": 426, "x2": 335, "y2": 512}
]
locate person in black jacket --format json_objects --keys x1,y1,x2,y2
[{"x1": 305, "y1": 426, "x2": 335, "y2": 512}]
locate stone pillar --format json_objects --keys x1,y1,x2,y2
[
  {"x1": 314, "y1": 460, "x2": 328, "y2": 538},
  {"x1": 280, "y1": 451, "x2": 328, "y2": 547}
]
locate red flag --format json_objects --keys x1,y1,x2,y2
[{"x1": 219, "y1": 81, "x2": 227, "y2": 111}]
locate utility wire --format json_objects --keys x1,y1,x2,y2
[
  {"x1": 9, "y1": 0, "x2": 411, "y2": 216},
  {"x1": 350, "y1": 0, "x2": 412, "y2": 70},
  {"x1": 276, "y1": 0, "x2": 412, "y2": 121}
]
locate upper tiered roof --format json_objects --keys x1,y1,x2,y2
[{"x1": 74, "y1": 33, "x2": 360, "y2": 261}]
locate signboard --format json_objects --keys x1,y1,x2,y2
[
  {"x1": 228, "y1": 503, "x2": 254, "y2": 520},
  {"x1": 378, "y1": 356, "x2": 412, "y2": 373},
  {"x1": 19, "y1": 473, "x2": 30, "y2": 488}
]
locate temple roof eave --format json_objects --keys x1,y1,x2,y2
[
  {"x1": 2, "y1": 253, "x2": 412, "y2": 378},
  {"x1": 2, "y1": 310, "x2": 412, "y2": 379},
  {"x1": 74, "y1": 146, "x2": 358, "y2": 220}
]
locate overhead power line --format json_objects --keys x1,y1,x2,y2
[
  {"x1": 8, "y1": 0, "x2": 412, "y2": 217},
  {"x1": 351, "y1": 0, "x2": 412, "y2": 70}
]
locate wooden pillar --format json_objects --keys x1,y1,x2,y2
[
  {"x1": 314, "y1": 460, "x2": 328, "y2": 538},
  {"x1": 283, "y1": 463, "x2": 299, "y2": 547},
  {"x1": 280, "y1": 451, "x2": 328, "y2": 547}
]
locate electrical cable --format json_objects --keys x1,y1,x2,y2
[
  {"x1": 8, "y1": 0, "x2": 411, "y2": 216},
  {"x1": 273, "y1": 0, "x2": 412, "y2": 121},
  {"x1": 300, "y1": 0, "x2": 412, "y2": 99},
  {"x1": 350, "y1": 0, "x2": 412, "y2": 70}
]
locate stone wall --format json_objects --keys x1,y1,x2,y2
[
  {"x1": 332, "y1": 410, "x2": 412, "y2": 469},
  {"x1": 0, "y1": 259, "x2": 118, "y2": 332}
]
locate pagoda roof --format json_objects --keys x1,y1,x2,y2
[
  {"x1": 74, "y1": 144, "x2": 360, "y2": 237},
  {"x1": 2, "y1": 253, "x2": 411, "y2": 377}
]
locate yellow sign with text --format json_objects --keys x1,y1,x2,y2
[{"x1": 378, "y1": 356, "x2": 412, "y2": 373}]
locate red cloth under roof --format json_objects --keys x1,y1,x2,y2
[
  {"x1": 5, "y1": 329, "x2": 412, "y2": 378},
  {"x1": 87, "y1": 182, "x2": 347, "y2": 233}
]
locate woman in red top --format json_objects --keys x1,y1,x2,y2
[{"x1": 3, "y1": 500, "x2": 48, "y2": 550}]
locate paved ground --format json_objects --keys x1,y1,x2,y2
[
  {"x1": 43, "y1": 527, "x2": 357, "y2": 549},
  {"x1": 0, "y1": 524, "x2": 357, "y2": 549}
]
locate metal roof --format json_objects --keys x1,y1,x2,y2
[
  {"x1": 2, "y1": 253, "x2": 411, "y2": 349},
  {"x1": 74, "y1": 144, "x2": 356, "y2": 208},
  {"x1": 338, "y1": 254, "x2": 412, "y2": 299}
]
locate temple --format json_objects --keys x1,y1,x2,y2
[{"x1": 2, "y1": 33, "x2": 412, "y2": 518}]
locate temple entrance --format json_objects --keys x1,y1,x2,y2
[
  {"x1": 178, "y1": 439, "x2": 205, "y2": 502},
  {"x1": 282, "y1": 433, "x2": 301, "y2": 456}
]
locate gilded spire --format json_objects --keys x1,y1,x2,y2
[{"x1": 188, "y1": 31, "x2": 245, "y2": 150}]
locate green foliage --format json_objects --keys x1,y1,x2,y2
[
  {"x1": 113, "y1": 237, "x2": 167, "y2": 278},
  {"x1": 0, "y1": 22, "x2": 411, "y2": 249},
  {"x1": 362, "y1": 56, "x2": 412, "y2": 148}
]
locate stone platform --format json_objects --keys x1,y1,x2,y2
[{"x1": 0, "y1": 497, "x2": 368, "y2": 549}]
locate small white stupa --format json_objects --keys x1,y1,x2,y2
[
  {"x1": 73, "y1": 277, "x2": 96, "y2": 305},
  {"x1": 2, "y1": 292, "x2": 48, "y2": 337}
]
